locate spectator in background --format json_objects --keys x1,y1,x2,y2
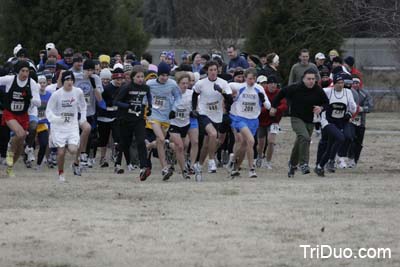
[
  {"x1": 259, "y1": 53, "x2": 267, "y2": 69},
  {"x1": 314, "y1": 52, "x2": 326, "y2": 71},
  {"x1": 191, "y1": 52, "x2": 203, "y2": 73},
  {"x1": 201, "y1": 54, "x2": 210, "y2": 66},
  {"x1": 288, "y1": 49, "x2": 320, "y2": 85},
  {"x1": 227, "y1": 45, "x2": 249, "y2": 70},
  {"x1": 259, "y1": 53, "x2": 282, "y2": 87},
  {"x1": 141, "y1": 52, "x2": 158, "y2": 73},
  {"x1": 247, "y1": 55, "x2": 262, "y2": 72},
  {"x1": 344, "y1": 56, "x2": 363, "y2": 88},
  {"x1": 99, "y1": 54, "x2": 111, "y2": 69},
  {"x1": 181, "y1": 51, "x2": 190, "y2": 65},
  {"x1": 57, "y1": 48, "x2": 74, "y2": 70}
]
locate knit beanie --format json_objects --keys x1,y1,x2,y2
[{"x1": 157, "y1": 61, "x2": 171, "y2": 76}]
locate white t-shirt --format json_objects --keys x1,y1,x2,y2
[
  {"x1": 193, "y1": 77, "x2": 231, "y2": 123},
  {"x1": 229, "y1": 82, "x2": 270, "y2": 119},
  {"x1": 46, "y1": 86, "x2": 87, "y2": 133},
  {"x1": 170, "y1": 89, "x2": 193, "y2": 127}
]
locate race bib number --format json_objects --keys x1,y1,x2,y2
[
  {"x1": 352, "y1": 115, "x2": 361, "y2": 126},
  {"x1": 11, "y1": 101, "x2": 24, "y2": 112},
  {"x1": 84, "y1": 95, "x2": 91, "y2": 106},
  {"x1": 38, "y1": 109, "x2": 46, "y2": 120},
  {"x1": 270, "y1": 123, "x2": 280, "y2": 134},
  {"x1": 61, "y1": 112, "x2": 74, "y2": 123},
  {"x1": 241, "y1": 102, "x2": 256, "y2": 113},
  {"x1": 207, "y1": 101, "x2": 219, "y2": 112},
  {"x1": 176, "y1": 108, "x2": 186, "y2": 120},
  {"x1": 332, "y1": 109, "x2": 345, "y2": 119},
  {"x1": 153, "y1": 96, "x2": 166, "y2": 110}
]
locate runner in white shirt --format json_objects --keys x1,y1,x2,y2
[
  {"x1": 192, "y1": 61, "x2": 233, "y2": 179},
  {"x1": 46, "y1": 71, "x2": 87, "y2": 182},
  {"x1": 229, "y1": 68, "x2": 271, "y2": 178},
  {"x1": 167, "y1": 72, "x2": 194, "y2": 179}
]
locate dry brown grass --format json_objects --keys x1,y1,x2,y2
[{"x1": 0, "y1": 113, "x2": 399, "y2": 267}]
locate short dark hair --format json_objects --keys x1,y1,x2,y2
[
  {"x1": 141, "y1": 52, "x2": 153, "y2": 64},
  {"x1": 332, "y1": 56, "x2": 343, "y2": 64},
  {"x1": 204, "y1": 60, "x2": 219, "y2": 71},
  {"x1": 300, "y1": 48, "x2": 309, "y2": 55},
  {"x1": 227, "y1": 45, "x2": 236, "y2": 50},
  {"x1": 303, "y1": 68, "x2": 317, "y2": 77}
]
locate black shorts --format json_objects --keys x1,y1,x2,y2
[
  {"x1": 168, "y1": 124, "x2": 190, "y2": 138},
  {"x1": 220, "y1": 113, "x2": 232, "y2": 134},
  {"x1": 198, "y1": 115, "x2": 221, "y2": 136}
]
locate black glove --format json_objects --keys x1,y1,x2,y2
[
  {"x1": 169, "y1": 110, "x2": 176, "y2": 119},
  {"x1": 344, "y1": 112, "x2": 352, "y2": 121},
  {"x1": 258, "y1": 92, "x2": 266, "y2": 104},
  {"x1": 214, "y1": 83, "x2": 223, "y2": 94},
  {"x1": 146, "y1": 107, "x2": 152, "y2": 117},
  {"x1": 190, "y1": 110, "x2": 199, "y2": 118}
]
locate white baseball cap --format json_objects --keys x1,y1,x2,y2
[
  {"x1": 315, "y1": 52, "x2": 326, "y2": 60},
  {"x1": 46, "y1": 43, "x2": 56, "y2": 50},
  {"x1": 256, "y1": 75, "x2": 268, "y2": 84}
]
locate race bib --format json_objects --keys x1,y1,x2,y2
[
  {"x1": 241, "y1": 102, "x2": 256, "y2": 113},
  {"x1": 84, "y1": 95, "x2": 91, "y2": 106},
  {"x1": 270, "y1": 123, "x2": 280, "y2": 134},
  {"x1": 176, "y1": 108, "x2": 186, "y2": 120},
  {"x1": 352, "y1": 115, "x2": 361, "y2": 126},
  {"x1": 11, "y1": 101, "x2": 24, "y2": 112},
  {"x1": 207, "y1": 101, "x2": 219, "y2": 112},
  {"x1": 153, "y1": 96, "x2": 166, "y2": 110},
  {"x1": 61, "y1": 112, "x2": 74, "y2": 123},
  {"x1": 332, "y1": 109, "x2": 345, "y2": 119}
]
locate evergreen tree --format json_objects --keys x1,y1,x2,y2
[
  {"x1": 0, "y1": 0, "x2": 149, "y2": 62},
  {"x1": 245, "y1": 0, "x2": 343, "y2": 84}
]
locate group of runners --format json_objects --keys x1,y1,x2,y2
[{"x1": 0, "y1": 44, "x2": 373, "y2": 182}]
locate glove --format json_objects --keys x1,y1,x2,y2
[
  {"x1": 190, "y1": 110, "x2": 199, "y2": 118},
  {"x1": 258, "y1": 92, "x2": 266, "y2": 103},
  {"x1": 344, "y1": 112, "x2": 352, "y2": 121},
  {"x1": 213, "y1": 83, "x2": 223, "y2": 94},
  {"x1": 146, "y1": 107, "x2": 152, "y2": 117},
  {"x1": 169, "y1": 110, "x2": 176, "y2": 119}
]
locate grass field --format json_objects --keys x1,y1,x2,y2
[{"x1": 0, "y1": 113, "x2": 399, "y2": 267}]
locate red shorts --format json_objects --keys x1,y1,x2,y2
[{"x1": 1, "y1": 110, "x2": 29, "y2": 130}]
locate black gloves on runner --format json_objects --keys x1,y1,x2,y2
[
  {"x1": 344, "y1": 112, "x2": 352, "y2": 121},
  {"x1": 169, "y1": 110, "x2": 176, "y2": 119},
  {"x1": 213, "y1": 83, "x2": 223, "y2": 94},
  {"x1": 146, "y1": 107, "x2": 152, "y2": 117},
  {"x1": 258, "y1": 92, "x2": 266, "y2": 104},
  {"x1": 190, "y1": 110, "x2": 199, "y2": 118}
]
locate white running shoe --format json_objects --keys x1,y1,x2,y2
[
  {"x1": 25, "y1": 146, "x2": 35, "y2": 162},
  {"x1": 208, "y1": 159, "x2": 217, "y2": 173},
  {"x1": 80, "y1": 153, "x2": 88, "y2": 167},
  {"x1": 193, "y1": 162, "x2": 203, "y2": 182},
  {"x1": 59, "y1": 174, "x2": 66, "y2": 182},
  {"x1": 226, "y1": 153, "x2": 235, "y2": 171},
  {"x1": 255, "y1": 157, "x2": 263, "y2": 168},
  {"x1": 128, "y1": 164, "x2": 139, "y2": 172},
  {"x1": 87, "y1": 158, "x2": 94, "y2": 168},
  {"x1": 347, "y1": 158, "x2": 356, "y2": 168},
  {"x1": 263, "y1": 161, "x2": 273, "y2": 169},
  {"x1": 248, "y1": 168, "x2": 257, "y2": 178},
  {"x1": 337, "y1": 157, "x2": 347, "y2": 169}
]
